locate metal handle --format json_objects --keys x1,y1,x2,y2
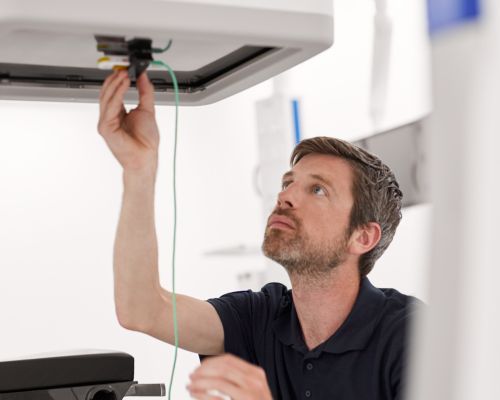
[{"x1": 125, "y1": 383, "x2": 166, "y2": 397}]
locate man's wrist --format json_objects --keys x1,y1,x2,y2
[{"x1": 123, "y1": 163, "x2": 158, "y2": 189}]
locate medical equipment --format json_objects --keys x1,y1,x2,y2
[
  {"x1": 0, "y1": 351, "x2": 165, "y2": 400},
  {"x1": 354, "y1": 120, "x2": 429, "y2": 208},
  {"x1": 0, "y1": 0, "x2": 333, "y2": 105}
]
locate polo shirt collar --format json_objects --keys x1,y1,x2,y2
[{"x1": 272, "y1": 277, "x2": 387, "y2": 355}]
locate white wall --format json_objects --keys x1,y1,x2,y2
[
  {"x1": 0, "y1": 82, "x2": 270, "y2": 396},
  {"x1": 0, "y1": 0, "x2": 431, "y2": 397},
  {"x1": 283, "y1": 0, "x2": 431, "y2": 139}
]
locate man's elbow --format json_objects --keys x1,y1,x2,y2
[
  {"x1": 114, "y1": 288, "x2": 165, "y2": 333},
  {"x1": 114, "y1": 304, "x2": 148, "y2": 333}
]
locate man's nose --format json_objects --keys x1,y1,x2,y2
[{"x1": 277, "y1": 186, "x2": 296, "y2": 209}]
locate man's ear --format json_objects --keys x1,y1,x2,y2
[{"x1": 349, "y1": 222, "x2": 382, "y2": 256}]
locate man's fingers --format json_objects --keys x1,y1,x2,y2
[
  {"x1": 100, "y1": 76, "x2": 130, "y2": 126},
  {"x1": 100, "y1": 71, "x2": 129, "y2": 112},
  {"x1": 136, "y1": 72, "x2": 155, "y2": 113},
  {"x1": 192, "y1": 363, "x2": 248, "y2": 389},
  {"x1": 188, "y1": 378, "x2": 238, "y2": 400},
  {"x1": 189, "y1": 355, "x2": 272, "y2": 400},
  {"x1": 189, "y1": 390, "x2": 229, "y2": 400},
  {"x1": 191, "y1": 354, "x2": 264, "y2": 392},
  {"x1": 189, "y1": 393, "x2": 221, "y2": 400},
  {"x1": 100, "y1": 70, "x2": 120, "y2": 98},
  {"x1": 108, "y1": 76, "x2": 130, "y2": 114},
  {"x1": 99, "y1": 70, "x2": 121, "y2": 105}
]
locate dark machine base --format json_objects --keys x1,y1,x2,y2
[{"x1": 0, "y1": 351, "x2": 165, "y2": 400}]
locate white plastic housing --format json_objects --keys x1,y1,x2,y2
[{"x1": 0, "y1": 0, "x2": 333, "y2": 105}]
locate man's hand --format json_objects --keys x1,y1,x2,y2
[
  {"x1": 187, "y1": 354, "x2": 273, "y2": 400},
  {"x1": 97, "y1": 70, "x2": 160, "y2": 173}
]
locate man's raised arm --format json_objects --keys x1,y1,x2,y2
[{"x1": 97, "y1": 70, "x2": 224, "y2": 355}]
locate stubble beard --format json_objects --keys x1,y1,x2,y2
[{"x1": 262, "y1": 211, "x2": 350, "y2": 280}]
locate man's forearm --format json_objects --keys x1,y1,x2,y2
[{"x1": 113, "y1": 166, "x2": 164, "y2": 330}]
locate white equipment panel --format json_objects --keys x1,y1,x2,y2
[{"x1": 0, "y1": 0, "x2": 333, "y2": 105}]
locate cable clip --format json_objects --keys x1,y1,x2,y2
[{"x1": 95, "y1": 35, "x2": 153, "y2": 79}]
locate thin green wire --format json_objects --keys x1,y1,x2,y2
[{"x1": 151, "y1": 59, "x2": 179, "y2": 400}]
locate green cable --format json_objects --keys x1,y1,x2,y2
[{"x1": 151, "y1": 59, "x2": 179, "y2": 400}]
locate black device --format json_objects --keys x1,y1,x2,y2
[
  {"x1": 0, "y1": 351, "x2": 165, "y2": 400},
  {"x1": 95, "y1": 35, "x2": 153, "y2": 79}
]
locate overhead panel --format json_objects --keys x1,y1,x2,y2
[{"x1": 0, "y1": 0, "x2": 333, "y2": 105}]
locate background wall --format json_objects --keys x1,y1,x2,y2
[{"x1": 0, "y1": 0, "x2": 431, "y2": 397}]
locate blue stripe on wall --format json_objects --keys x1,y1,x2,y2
[
  {"x1": 292, "y1": 99, "x2": 301, "y2": 145},
  {"x1": 428, "y1": 0, "x2": 481, "y2": 34}
]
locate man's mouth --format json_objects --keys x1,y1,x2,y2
[{"x1": 268, "y1": 215, "x2": 295, "y2": 230}]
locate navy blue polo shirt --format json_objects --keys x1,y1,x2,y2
[{"x1": 205, "y1": 278, "x2": 421, "y2": 400}]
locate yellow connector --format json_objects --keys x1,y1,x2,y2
[{"x1": 97, "y1": 56, "x2": 130, "y2": 70}]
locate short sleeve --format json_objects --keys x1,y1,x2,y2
[{"x1": 202, "y1": 283, "x2": 288, "y2": 364}]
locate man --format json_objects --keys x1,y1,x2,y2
[{"x1": 98, "y1": 70, "x2": 420, "y2": 399}]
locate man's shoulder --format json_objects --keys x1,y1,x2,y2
[
  {"x1": 375, "y1": 286, "x2": 424, "y2": 337},
  {"x1": 213, "y1": 282, "x2": 289, "y2": 302},
  {"x1": 208, "y1": 282, "x2": 290, "y2": 317},
  {"x1": 379, "y1": 287, "x2": 425, "y2": 315}
]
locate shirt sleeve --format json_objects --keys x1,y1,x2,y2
[{"x1": 201, "y1": 283, "x2": 287, "y2": 364}]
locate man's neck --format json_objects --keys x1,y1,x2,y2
[{"x1": 290, "y1": 264, "x2": 361, "y2": 351}]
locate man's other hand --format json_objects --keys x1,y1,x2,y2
[
  {"x1": 187, "y1": 354, "x2": 273, "y2": 400},
  {"x1": 97, "y1": 70, "x2": 160, "y2": 172}
]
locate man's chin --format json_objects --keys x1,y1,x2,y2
[
  {"x1": 262, "y1": 236, "x2": 349, "y2": 278},
  {"x1": 262, "y1": 251, "x2": 307, "y2": 276},
  {"x1": 262, "y1": 240, "x2": 299, "y2": 266},
  {"x1": 262, "y1": 232, "x2": 290, "y2": 257},
  {"x1": 262, "y1": 250, "x2": 292, "y2": 268}
]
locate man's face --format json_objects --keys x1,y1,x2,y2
[{"x1": 262, "y1": 153, "x2": 355, "y2": 277}]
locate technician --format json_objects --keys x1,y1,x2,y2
[{"x1": 98, "y1": 70, "x2": 420, "y2": 400}]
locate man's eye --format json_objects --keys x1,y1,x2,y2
[
  {"x1": 312, "y1": 185, "x2": 326, "y2": 196},
  {"x1": 282, "y1": 181, "x2": 292, "y2": 190}
]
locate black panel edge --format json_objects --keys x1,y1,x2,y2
[{"x1": 0, "y1": 46, "x2": 278, "y2": 94}]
